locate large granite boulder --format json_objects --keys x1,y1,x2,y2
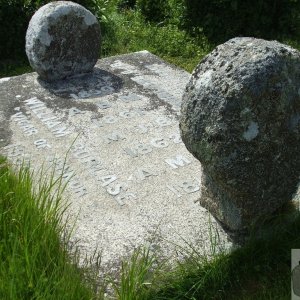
[
  {"x1": 26, "y1": 1, "x2": 101, "y2": 81},
  {"x1": 180, "y1": 37, "x2": 300, "y2": 231}
]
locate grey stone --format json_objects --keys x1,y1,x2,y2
[
  {"x1": 180, "y1": 37, "x2": 300, "y2": 231},
  {"x1": 26, "y1": 1, "x2": 101, "y2": 81},
  {"x1": 0, "y1": 51, "x2": 231, "y2": 270}
]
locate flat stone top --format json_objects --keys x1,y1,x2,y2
[{"x1": 0, "y1": 51, "x2": 230, "y2": 269}]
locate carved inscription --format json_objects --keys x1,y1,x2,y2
[
  {"x1": 34, "y1": 139, "x2": 51, "y2": 149},
  {"x1": 165, "y1": 155, "x2": 191, "y2": 169},
  {"x1": 11, "y1": 111, "x2": 38, "y2": 136},
  {"x1": 167, "y1": 180, "x2": 200, "y2": 197},
  {"x1": 69, "y1": 107, "x2": 85, "y2": 117},
  {"x1": 24, "y1": 97, "x2": 71, "y2": 137},
  {"x1": 124, "y1": 135, "x2": 182, "y2": 158},
  {"x1": 3, "y1": 143, "x2": 26, "y2": 159},
  {"x1": 3, "y1": 58, "x2": 199, "y2": 210},
  {"x1": 131, "y1": 76, "x2": 179, "y2": 108},
  {"x1": 119, "y1": 93, "x2": 141, "y2": 103},
  {"x1": 1, "y1": 143, "x2": 88, "y2": 198},
  {"x1": 70, "y1": 142, "x2": 135, "y2": 206},
  {"x1": 71, "y1": 143, "x2": 105, "y2": 173},
  {"x1": 48, "y1": 156, "x2": 88, "y2": 197},
  {"x1": 105, "y1": 131, "x2": 126, "y2": 144}
]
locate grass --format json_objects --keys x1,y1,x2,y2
[
  {"x1": 99, "y1": 10, "x2": 211, "y2": 72},
  {"x1": 110, "y1": 247, "x2": 159, "y2": 300},
  {"x1": 0, "y1": 156, "x2": 102, "y2": 299}
]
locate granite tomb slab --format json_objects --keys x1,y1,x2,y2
[{"x1": 0, "y1": 51, "x2": 230, "y2": 269}]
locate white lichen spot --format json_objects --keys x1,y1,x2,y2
[
  {"x1": 51, "y1": 6, "x2": 73, "y2": 19},
  {"x1": 0, "y1": 77, "x2": 10, "y2": 83},
  {"x1": 243, "y1": 121, "x2": 259, "y2": 141},
  {"x1": 195, "y1": 70, "x2": 213, "y2": 89},
  {"x1": 84, "y1": 13, "x2": 97, "y2": 26},
  {"x1": 38, "y1": 27, "x2": 53, "y2": 46}
]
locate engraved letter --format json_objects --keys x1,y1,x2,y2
[
  {"x1": 69, "y1": 107, "x2": 84, "y2": 117},
  {"x1": 24, "y1": 128, "x2": 38, "y2": 136},
  {"x1": 136, "y1": 143, "x2": 152, "y2": 155},
  {"x1": 70, "y1": 181, "x2": 87, "y2": 197},
  {"x1": 136, "y1": 168, "x2": 157, "y2": 180},
  {"x1": 52, "y1": 126, "x2": 71, "y2": 137},
  {"x1": 106, "y1": 131, "x2": 125, "y2": 143},
  {"x1": 165, "y1": 155, "x2": 191, "y2": 169},
  {"x1": 100, "y1": 175, "x2": 117, "y2": 186},
  {"x1": 11, "y1": 112, "x2": 25, "y2": 120},
  {"x1": 62, "y1": 170, "x2": 75, "y2": 181},
  {"x1": 24, "y1": 97, "x2": 41, "y2": 106},
  {"x1": 97, "y1": 101, "x2": 111, "y2": 109},
  {"x1": 155, "y1": 117, "x2": 172, "y2": 127},
  {"x1": 103, "y1": 115, "x2": 118, "y2": 124},
  {"x1": 151, "y1": 138, "x2": 169, "y2": 148},
  {"x1": 74, "y1": 151, "x2": 90, "y2": 159},
  {"x1": 44, "y1": 119, "x2": 62, "y2": 129},
  {"x1": 119, "y1": 111, "x2": 135, "y2": 118},
  {"x1": 34, "y1": 139, "x2": 51, "y2": 149},
  {"x1": 115, "y1": 193, "x2": 136, "y2": 206},
  {"x1": 107, "y1": 184, "x2": 122, "y2": 196},
  {"x1": 179, "y1": 181, "x2": 200, "y2": 194},
  {"x1": 124, "y1": 147, "x2": 138, "y2": 158}
]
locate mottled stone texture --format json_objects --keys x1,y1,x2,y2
[
  {"x1": 180, "y1": 37, "x2": 300, "y2": 231},
  {"x1": 26, "y1": 1, "x2": 101, "y2": 81}
]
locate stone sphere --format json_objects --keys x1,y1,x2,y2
[
  {"x1": 180, "y1": 37, "x2": 300, "y2": 231},
  {"x1": 26, "y1": 1, "x2": 101, "y2": 81}
]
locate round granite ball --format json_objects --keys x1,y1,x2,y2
[
  {"x1": 180, "y1": 37, "x2": 300, "y2": 230},
  {"x1": 26, "y1": 1, "x2": 101, "y2": 81}
]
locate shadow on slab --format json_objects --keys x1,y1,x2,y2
[{"x1": 37, "y1": 67, "x2": 124, "y2": 99}]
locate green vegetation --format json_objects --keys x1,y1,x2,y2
[
  {"x1": 0, "y1": 157, "x2": 102, "y2": 299},
  {"x1": 100, "y1": 9, "x2": 210, "y2": 72},
  {"x1": 111, "y1": 247, "x2": 159, "y2": 300}
]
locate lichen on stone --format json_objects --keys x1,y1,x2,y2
[
  {"x1": 25, "y1": 1, "x2": 101, "y2": 81},
  {"x1": 180, "y1": 37, "x2": 300, "y2": 231}
]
